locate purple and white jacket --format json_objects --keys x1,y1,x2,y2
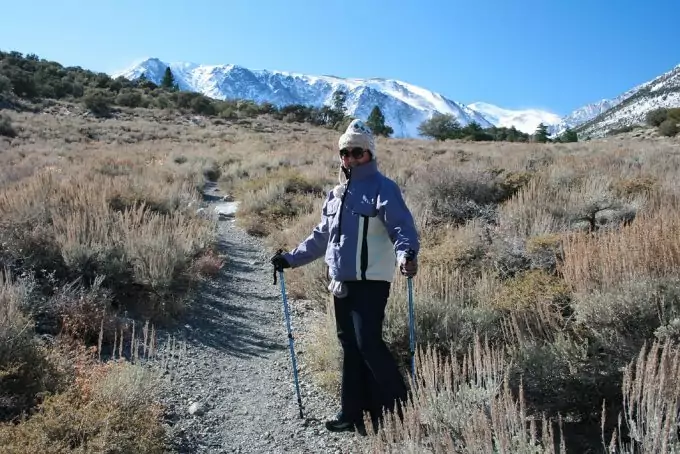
[{"x1": 282, "y1": 160, "x2": 419, "y2": 283}]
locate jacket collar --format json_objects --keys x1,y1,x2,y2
[{"x1": 347, "y1": 160, "x2": 379, "y2": 181}]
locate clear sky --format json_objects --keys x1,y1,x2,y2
[{"x1": 1, "y1": 0, "x2": 678, "y2": 116}]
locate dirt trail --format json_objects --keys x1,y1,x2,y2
[{"x1": 153, "y1": 184, "x2": 368, "y2": 453}]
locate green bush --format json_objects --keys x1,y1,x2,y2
[
  {"x1": 0, "y1": 114, "x2": 17, "y2": 137},
  {"x1": 0, "y1": 74, "x2": 12, "y2": 94},
  {"x1": 115, "y1": 89, "x2": 144, "y2": 108},
  {"x1": 82, "y1": 90, "x2": 114, "y2": 117},
  {"x1": 658, "y1": 119, "x2": 678, "y2": 137},
  {"x1": 646, "y1": 108, "x2": 667, "y2": 127}
]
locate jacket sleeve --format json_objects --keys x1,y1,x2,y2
[
  {"x1": 282, "y1": 191, "x2": 332, "y2": 268},
  {"x1": 377, "y1": 178, "x2": 420, "y2": 262}
]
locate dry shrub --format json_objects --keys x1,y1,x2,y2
[
  {"x1": 302, "y1": 300, "x2": 342, "y2": 394},
  {"x1": 406, "y1": 163, "x2": 527, "y2": 228},
  {"x1": 0, "y1": 270, "x2": 59, "y2": 422},
  {"x1": 509, "y1": 333, "x2": 623, "y2": 425},
  {"x1": 569, "y1": 276, "x2": 680, "y2": 371},
  {"x1": 525, "y1": 233, "x2": 563, "y2": 273},
  {"x1": 611, "y1": 175, "x2": 658, "y2": 198},
  {"x1": 0, "y1": 359, "x2": 166, "y2": 453},
  {"x1": 493, "y1": 270, "x2": 571, "y2": 344},
  {"x1": 237, "y1": 170, "x2": 330, "y2": 236},
  {"x1": 417, "y1": 220, "x2": 489, "y2": 272},
  {"x1": 370, "y1": 336, "x2": 566, "y2": 453},
  {"x1": 0, "y1": 167, "x2": 218, "y2": 321},
  {"x1": 49, "y1": 275, "x2": 118, "y2": 344},
  {"x1": 560, "y1": 210, "x2": 680, "y2": 294},
  {"x1": 187, "y1": 248, "x2": 226, "y2": 278},
  {"x1": 497, "y1": 172, "x2": 641, "y2": 239},
  {"x1": 604, "y1": 340, "x2": 680, "y2": 453},
  {"x1": 384, "y1": 267, "x2": 504, "y2": 362},
  {"x1": 495, "y1": 177, "x2": 567, "y2": 239}
]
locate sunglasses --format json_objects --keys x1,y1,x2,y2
[{"x1": 339, "y1": 147, "x2": 366, "y2": 159}]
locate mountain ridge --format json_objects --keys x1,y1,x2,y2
[
  {"x1": 116, "y1": 58, "x2": 495, "y2": 138},
  {"x1": 575, "y1": 63, "x2": 680, "y2": 137},
  {"x1": 115, "y1": 58, "x2": 680, "y2": 139}
]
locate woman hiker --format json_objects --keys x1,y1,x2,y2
[{"x1": 270, "y1": 119, "x2": 420, "y2": 435}]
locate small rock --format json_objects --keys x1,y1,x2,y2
[{"x1": 188, "y1": 401, "x2": 206, "y2": 416}]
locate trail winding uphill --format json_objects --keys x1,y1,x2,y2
[{"x1": 151, "y1": 184, "x2": 368, "y2": 454}]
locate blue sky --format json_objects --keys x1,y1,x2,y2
[{"x1": 1, "y1": 0, "x2": 678, "y2": 116}]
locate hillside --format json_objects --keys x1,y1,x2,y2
[
  {"x1": 575, "y1": 64, "x2": 680, "y2": 137},
  {"x1": 0, "y1": 50, "x2": 548, "y2": 144}
]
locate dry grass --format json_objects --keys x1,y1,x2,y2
[
  {"x1": 0, "y1": 269, "x2": 65, "y2": 422},
  {"x1": 370, "y1": 336, "x2": 566, "y2": 453},
  {"x1": 0, "y1": 348, "x2": 166, "y2": 454},
  {"x1": 2, "y1": 101, "x2": 680, "y2": 451},
  {"x1": 213, "y1": 116, "x2": 680, "y2": 451},
  {"x1": 604, "y1": 340, "x2": 680, "y2": 453},
  {"x1": 561, "y1": 209, "x2": 680, "y2": 293},
  {"x1": 0, "y1": 103, "x2": 230, "y2": 450}
]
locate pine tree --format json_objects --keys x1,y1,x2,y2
[
  {"x1": 559, "y1": 127, "x2": 578, "y2": 142},
  {"x1": 332, "y1": 89, "x2": 347, "y2": 115},
  {"x1": 366, "y1": 105, "x2": 393, "y2": 137},
  {"x1": 328, "y1": 89, "x2": 348, "y2": 129},
  {"x1": 534, "y1": 123, "x2": 549, "y2": 143},
  {"x1": 161, "y1": 67, "x2": 177, "y2": 91}
]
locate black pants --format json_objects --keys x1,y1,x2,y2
[{"x1": 334, "y1": 280, "x2": 408, "y2": 423}]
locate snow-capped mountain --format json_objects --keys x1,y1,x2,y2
[
  {"x1": 114, "y1": 58, "x2": 680, "y2": 140},
  {"x1": 547, "y1": 81, "x2": 648, "y2": 136},
  {"x1": 114, "y1": 58, "x2": 493, "y2": 138},
  {"x1": 575, "y1": 64, "x2": 680, "y2": 137},
  {"x1": 466, "y1": 102, "x2": 561, "y2": 134}
]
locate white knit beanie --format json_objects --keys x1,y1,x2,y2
[
  {"x1": 334, "y1": 119, "x2": 377, "y2": 193},
  {"x1": 338, "y1": 119, "x2": 376, "y2": 159}
]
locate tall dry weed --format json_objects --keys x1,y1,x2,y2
[
  {"x1": 0, "y1": 269, "x2": 62, "y2": 422},
  {"x1": 604, "y1": 340, "x2": 680, "y2": 453},
  {"x1": 371, "y1": 336, "x2": 566, "y2": 453},
  {"x1": 561, "y1": 209, "x2": 680, "y2": 294}
]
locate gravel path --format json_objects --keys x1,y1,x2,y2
[{"x1": 152, "y1": 187, "x2": 370, "y2": 454}]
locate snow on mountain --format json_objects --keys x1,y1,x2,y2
[
  {"x1": 467, "y1": 102, "x2": 561, "y2": 134},
  {"x1": 575, "y1": 63, "x2": 680, "y2": 138},
  {"x1": 545, "y1": 63, "x2": 680, "y2": 137},
  {"x1": 547, "y1": 83, "x2": 645, "y2": 136},
  {"x1": 115, "y1": 58, "x2": 680, "y2": 140},
  {"x1": 114, "y1": 58, "x2": 493, "y2": 138}
]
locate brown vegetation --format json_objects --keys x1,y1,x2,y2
[{"x1": 1, "y1": 100, "x2": 679, "y2": 452}]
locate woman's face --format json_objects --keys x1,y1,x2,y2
[{"x1": 340, "y1": 147, "x2": 371, "y2": 168}]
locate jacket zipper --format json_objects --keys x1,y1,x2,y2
[{"x1": 334, "y1": 169, "x2": 352, "y2": 244}]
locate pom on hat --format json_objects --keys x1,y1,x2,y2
[{"x1": 338, "y1": 119, "x2": 375, "y2": 157}]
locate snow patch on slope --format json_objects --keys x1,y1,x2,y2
[{"x1": 467, "y1": 102, "x2": 562, "y2": 134}]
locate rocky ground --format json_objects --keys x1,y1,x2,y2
[{"x1": 149, "y1": 185, "x2": 370, "y2": 453}]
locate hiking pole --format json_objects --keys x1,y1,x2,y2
[
  {"x1": 272, "y1": 254, "x2": 304, "y2": 419},
  {"x1": 404, "y1": 249, "x2": 416, "y2": 386}
]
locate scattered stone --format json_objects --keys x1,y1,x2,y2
[{"x1": 188, "y1": 401, "x2": 207, "y2": 416}]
